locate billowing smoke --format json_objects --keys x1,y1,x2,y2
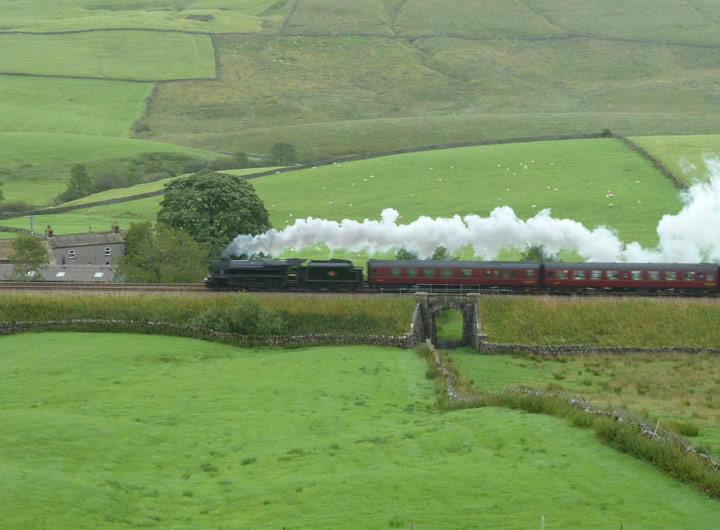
[{"x1": 224, "y1": 157, "x2": 720, "y2": 263}]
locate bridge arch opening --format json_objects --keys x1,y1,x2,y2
[{"x1": 434, "y1": 308, "x2": 464, "y2": 348}]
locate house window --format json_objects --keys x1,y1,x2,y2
[
  {"x1": 105, "y1": 247, "x2": 112, "y2": 256},
  {"x1": 68, "y1": 249, "x2": 76, "y2": 259}
]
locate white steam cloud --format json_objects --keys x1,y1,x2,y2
[{"x1": 225, "y1": 157, "x2": 720, "y2": 263}]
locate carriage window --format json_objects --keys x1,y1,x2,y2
[
  {"x1": 698, "y1": 273, "x2": 705, "y2": 280},
  {"x1": 68, "y1": 249, "x2": 76, "y2": 259},
  {"x1": 590, "y1": 270, "x2": 602, "y2": 280},
  {"x1": 707, "y1": 273, "x2": 715, "y2": 282},
  {"x1": 631, "y1": 271, "x2": 642, "y2": 280},
  {"x1": 461, "y1": 269, "x2": 472, "y2": 278},
  {"x1": 606, "y1": 271, "x2": 618, "y2": 280},
  {"x1": 423, "y1": 268, "x2": 435, "y2": 277},
  {"x1": 407, "y1": 268, "x2": 418, "y2": 277},
  {"x1": 390, "y1": 267, "x2": 402, "y2": 277},
  {"x1": 502, "y1": 270, "x2": 510, "y2": 279},
  {"x1": 511, "y1": 270, "x2": 518, "y2": 278},
  {"x1": 665, "y1": 271, "x2": 677, "y2": 281},
  {"x1": 573, "y1": 270, "x2": 585, "y2": 280},
  {"x1": 441, "y1": 269, "x2": 453, "y2": 279},
  {"x1": 493, "y1": 270, "x2": 500, "y2": 278},
  {"x1": 648, "y1": 271, "x2": 660, "y2": 281},
  {"x1": 557, "y1": 270, "x2": 568, "y2": 280},
  {"x1": 684, "y1": 272, "x2": 696, "y2": 281},
  {"x1": 526, "y1": 269, "x2": 535, "y2": 278},
  {"x1": 485, "y1": 270, "x2": 492, "y2": 277}
]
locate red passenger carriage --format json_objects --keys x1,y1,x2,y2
[
  {"x1": 543, "y1": 262, "x2": 718, "y2": 293},
  {"x1": 367, "y1": 260, "x2": 542, "y2": 290}
]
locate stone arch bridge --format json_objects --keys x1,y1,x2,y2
[{"x1": 409, "y1": 293, "x2": 487, "y2": 349}]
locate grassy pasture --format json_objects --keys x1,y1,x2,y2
[
  {"x1": 145, "y1": 33, "x2": 720, "y2": 157},
  {"x1": 0, "y1": 132, "x2": 222, "y2": 206},
  {"x1": 0, "y1": 76, "x2": 150, "y2": 137},
  {"x1": 452, "y1": 349, "x2": 720, "y2": 460},
  {"x1": 0, "y1": 332, "x2": 718, "y2": 528},
  {"x1": 0, "y1": 139, "x2": 684, "y2": 262},
  {"x1": 0, "y1": 139, "x2": 684, "y2": 259},
  {"x1": 0, "y1": 0, "x2": 287, "y2": 33},
  {"x1": 632, "y1": 135, "x2": 720, "y2": 186},
  {"x1": 250, "y1": 138, "x2": 682, "y2": 249},
  {"x1": 0, "y1": 31, "x2": 215, "y2": 80}
]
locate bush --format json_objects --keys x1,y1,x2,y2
[
  {"x1": 668, "y1": 421, "x2": 700, "y2": 437},
  {"x1": 0, "y1": 200, "x2": 33, "y2": 215},
  {"x1": 190, "y1": 295, "x2": 285, "y2": 336},
  {"x1": 210, "y1": 158, "x2": 244, "y2": 171},
  {"x1": 183, "y1": 160, "x2": 208, "y2": 174},
  {"x1": 93, "y1": 171, "x2": 132, "y2": 192}
]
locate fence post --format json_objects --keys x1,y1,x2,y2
[{"x1": 541, "y1": 515, "x2": 545, "y2": 530}]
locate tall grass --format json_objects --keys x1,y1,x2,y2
[
  {"x1": 479, "y1": 296, "x2": 720, "y2": 347},
  {"x1": 0, "y1": 293, "x2": 415, "y2": 337}
]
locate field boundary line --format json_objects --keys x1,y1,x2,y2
[
  {"x1": 6, "y1": 27, "x2": 718, "y2": 50},
  {"x1": 614, "y1": 135, "x2": 687, "y2": 190},
  {"x1": 0, "y1": 71, "x2": 215, "y2": 83},
  {"x1": 278, "y1": 0, "x2": 300, "y2": 35}
]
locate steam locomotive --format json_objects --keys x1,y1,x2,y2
[{"x1": 205, "y1": 258, "x2": 719, "y2": 294}]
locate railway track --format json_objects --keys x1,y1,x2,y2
[
  {"x1": 0, "y1": 281, "x2": 210, "y2": 294},
  {"x1": 1, "y1": 281, "x2": 719, "y2": 299}
]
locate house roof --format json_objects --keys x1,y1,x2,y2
[
  {"x1": 47, "y1": 231, "x2": 125, "y2": 249},
  {"x1": 0, "y1": 264, "x2": 115, "y2": 282}
]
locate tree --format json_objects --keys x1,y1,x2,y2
[
  {"x1": 9, "y1": 234, "x2": 49, "y2": 281},
  {"x1": 520, "y1": 244, "x2": 556, "y2": 262},
  {"x1": 395, "y1": 247, "x2": 418, "y2": 260},
  {"x1": 270, "y1": 143, "x2": 298, "y2": 165},
  {"x1": 0, "y1": 181, "x2": 4, "y2": 202},
  {"x1": 157, "y1": 170, "x2": 272, "y2": 256},
  {"x1": 232, "y1": 152, "x2": 251, "y2": 168},
  {"x1": 57, "y1": 163, "x2": 94, "y2": 202},
  {"x1": 431, "y1": 246, "x2": 456, "y2": 261},
  {"x1": 116, "y1": 222, "x2": 209, "y2": 282}
]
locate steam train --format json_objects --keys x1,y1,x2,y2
[{"x1": 204, "y1": 258, "x2": 719, "y2": 294}]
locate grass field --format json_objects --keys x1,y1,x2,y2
[
  {"x1": 0, "y1": 0, "x2": 288, "y2": 33},
  {"x1": 146, "y1": 33, "x2": 720, "y2": 156},
  {"x1": 632, "y1": 135, "x2": 720, "y2": 186},
  {"x1": 0, "y1": 139, "x2": 685, "y2": 259},
  {"x1": 0, "y1": 76, "x2": 150, "y2": 137},
  {"x1": 452, "y1": 349, "x2": 720, "y2": 460},
  {"x1": 0, "y1": 133, "x2": 224, "y2": 206},
  {"x1": 0, "y1": 31, "x2": 215, "y2": 80},
  {"x1": 1, "y1": 332, "x2": 718, "y2": 528}
]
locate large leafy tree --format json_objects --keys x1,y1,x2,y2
[
  {"x1": 9, "y1": 234, "x2": 49, "y2": 281},
  {"x1": 116, "y1": 222, "x2": 209, "y2": 282},
  {"x1": 157, "y1": 170, "x2": 271, "y2": 256}
]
